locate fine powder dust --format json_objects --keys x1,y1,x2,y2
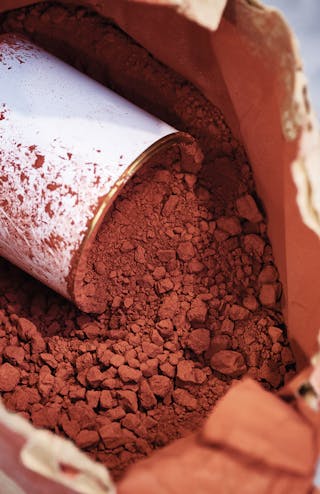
[{"x1": 0, "y1": 2, "x2": 296, "y2": 481}]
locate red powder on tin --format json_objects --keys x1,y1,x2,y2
[
  {"x1": 0, "y1": 103, "x2": 6, "y2": 120},
  {"x1": 33, "y1": 153, "x2": 45, "y2": 168},
  {"x1": 0, "y1": 3, "x2": 296, "y2": 481}
]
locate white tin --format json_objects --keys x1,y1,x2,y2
[{"x1": 0, "y1": 34, "x2": 193, "y2": 311}]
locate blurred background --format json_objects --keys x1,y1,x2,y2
[{"x1": 266, "y1": 0, "x2": 320, "y2": 116}]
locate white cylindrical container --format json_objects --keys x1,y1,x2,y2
[{"x1": 0, "y1": 34, "x2": 199, "y2": 312}]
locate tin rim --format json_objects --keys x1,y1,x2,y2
[{"x1": 71, "y1": 130, "x2": 195, "y2": 312}]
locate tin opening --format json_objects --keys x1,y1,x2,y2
[{"x1": 72, "y1": 132, "x2": 198, "y2": 314}]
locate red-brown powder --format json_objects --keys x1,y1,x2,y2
[{"x1": 0, "y1": 2, "x2": 295, "y2": 481}]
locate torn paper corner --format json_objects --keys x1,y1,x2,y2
[{"x1": 0, "y1": 402, "x2": 115, "y2": 494}]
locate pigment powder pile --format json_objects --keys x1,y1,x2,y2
[{"x1": 0, "y1": 3, "x2": 295, "y2": 480}]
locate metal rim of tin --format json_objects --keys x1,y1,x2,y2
[{"x1": 72, "y1": 130, "x2": 194, "y2": 311}]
